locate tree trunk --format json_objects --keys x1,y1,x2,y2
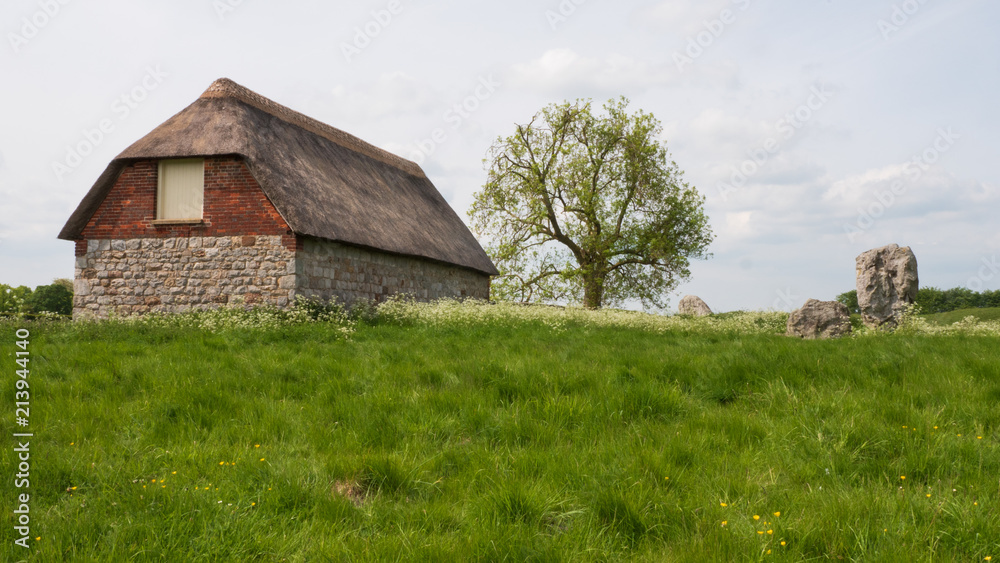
[{"x1": 582, "y1": 269, "x2": 605, "y2": 309}]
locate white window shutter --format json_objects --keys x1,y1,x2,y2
[{"x1": 158, "y1": 159, "x2": 204, "y2": 219}]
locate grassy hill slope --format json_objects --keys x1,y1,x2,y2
[
  {"x1": 3, "y1": 310, "x2": 1000, "y2": 561},
  {"x1": 924, "y1": 307, "x2": 1000, "y2": 325}
]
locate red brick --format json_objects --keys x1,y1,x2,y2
[{"x1": 79, "y1": 156, "x2": 289, "y2": 240}]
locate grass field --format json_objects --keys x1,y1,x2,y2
[
  {"x1": 3, "y1": 302, "x2": 1000, "y2": 561},
  {"x1": 924, "y1": 307, "x2": 1000, "y2": 325}
]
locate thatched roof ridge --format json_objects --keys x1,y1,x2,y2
[
  {"x1": 198, "y1": 78, "x2": 424, "y2": 178},
  {"x1": 59, "y1": 78, "x2": 498, "y2": 276}
]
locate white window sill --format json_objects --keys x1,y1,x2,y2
[{"x1": 152, "y1": 219, "x2": 205, "y2": 226}]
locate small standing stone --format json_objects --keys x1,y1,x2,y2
[
  {"x1": 856, "y1": 243, "x2": 918, "y2": 328},
  {"x1": 678, "y1": 295, "x2": 713, "y2": 316},
  {"x1": 786, "y1": 299, "x2": 852, "y2": 340}
]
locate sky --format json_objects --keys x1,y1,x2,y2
[{"x1": 1, "y1": 0, "x2": 997, "y2": 312}]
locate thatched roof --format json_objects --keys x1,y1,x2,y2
[{"x1": 59, "y1": 78, "x2": 498, "y2": 276}]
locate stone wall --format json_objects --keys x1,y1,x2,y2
[
  {"x1": 73, "y1": 235, "x2": 295, "y2": 318},
  {"x1": 295, "y1": 237, "x2": 490, "y2": 305}
]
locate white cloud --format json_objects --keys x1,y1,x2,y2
[
  {"x1": 821, "y1": 165, "x2": 998, "y2": 220},
  {"x1": 687, "y1": 108, "x2": 771, "y2": 150},
  {"x1": 633, "y1": 0, "x2": 739, "y2": 35},
  {"x1": 326, "y1": 72, "x2": 440, "y2": 120},
  {"x1": 822, "y1": 164, "x2": 910, "y2": 204},
  {"x1": 509, "y1": 49, "x2": 674, "y2": 96},
  {"x1": 723, "y1": 210, "x2": 754, "y2": 237}
]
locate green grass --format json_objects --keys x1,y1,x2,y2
[
  {"x1": 3, "y1": 310, "x2": 1000, "y2": 561},
  {"x1": 924, "y1": 307, "x2": 1000, "y2": 325}
]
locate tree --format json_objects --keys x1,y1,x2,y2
[
  {"x1": 24, "y1": 283, "x2": 73, "y2": 316},
  {"x1": 0, "y1": 285, "x2": 32, "y2": 315},
  {"x1": 53, "y1": 278, "x2": 74, "y2": 292},
  {"x1": 915, "y1": 286, "x2": 945, "y2": 313},
  {"x1": 470, "y1": 98, "x2": 713, "y2": 309},
  {"x1": 835, "y1": 290, "x2": 860, "y2": 315}
]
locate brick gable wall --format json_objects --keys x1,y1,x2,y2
[{"x1": 76, "y1": 156, "x2": 293, "y2": 253}]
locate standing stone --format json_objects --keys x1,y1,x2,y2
[
  {"x1": 786, "y1": 299, "x2": 852, "y2": 340},
  {"x1": 678, "y1": 295, "x2": 713, "y2": 316},
  {"x1": 855, "y1": 244, "x2": 918, "y2": 328}
]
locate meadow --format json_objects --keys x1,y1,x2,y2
[{"x1": 2, "y1": 300, "x2": 1000, "y2": 561}]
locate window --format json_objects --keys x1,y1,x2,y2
[{"x1": 157, "y1": 159, "x2": 204, "y2": 221}]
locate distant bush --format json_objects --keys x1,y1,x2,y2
[
  {"x1": 837, "y1": 286, "x2": 1000, "y2": 314},
  {"x1": 835, "y1": 290, "x2": 860, "y2": 314},
  {"x1": 24, "y1": 283, "x2": 73, "y2": 316},
  {"x1": 0, "y1": 284, "x2": 33, "y2": 315},
  {"x1": 916, "y1": 286, "x2": 1000, "y2": 313}
]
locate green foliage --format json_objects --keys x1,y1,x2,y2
[
  {"x1": 836, "y1": 289, "x2": 860, "y2": 314},
  {"x1": 0, "y1": 284, "x2": 32, "y2": 314},
  {"x1": 24, "y1": 283, "x2": 73, "y2": 315},
  {"x1": 916, "y1": 286, "x2": 1000, "y2": 313},
  {"x1": 102, "y1": 296, "x2": 355, "y2": 336},
  {"x1": 840, "y1": 286, "x2": 1000, "y2": 315},
  {"x1": 470, "y1": 97, "x2": 713, "y2": 310}
]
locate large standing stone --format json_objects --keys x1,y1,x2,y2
[
  {"x1": 855, "y1": 244, "x2": 918, "y2": 328},
  {"x1": 678, "y1": 295, "x2": 713, "y2": 316},
  {"x1": 786, "y1": 299, "x2": 852, "y2": 340}
]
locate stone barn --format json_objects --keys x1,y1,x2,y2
[{"x1": 58, "y1": 78, "x2": 497, "y2": 318}]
